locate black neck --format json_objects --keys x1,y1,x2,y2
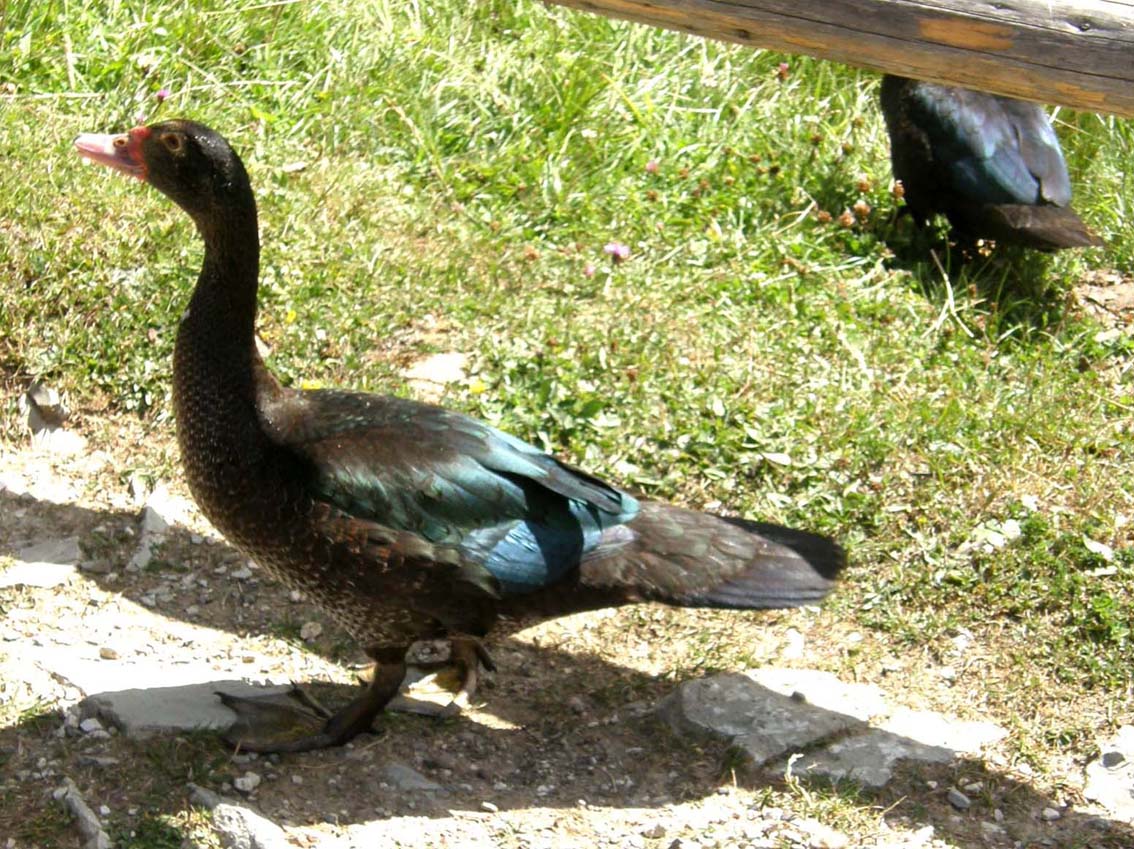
[{"x1": 181, "y1": 195, "x2": 261, "y2": 354}]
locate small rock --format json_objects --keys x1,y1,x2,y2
[
  {"x1": 481, "y1": 801, "x2": 499, "y2": 813},
  {"x1": 187, "y1": 783, "x2": 222, "y2": 810},
  {"x1": 54, "y1": 777, "x2": 111, "y2": 849},
  {"x1": 140, "y1": 504, "x2": 169, "y2": 536},
  {"x1": 23, "y1": 381, "x2": 68, "y2": 430},
  {"x1": 1041, "y1": 807, "x2": 1062, "y2": 821},
  {"x1": 79, "y1": 559, "x2": 113, "y2": 575},
  {"x1": 781, "y1": 628, "x2": 805, "y2": 659},
  {"x1": 233, "y1": 771, "x2": 262, "y2": 794},
  {"x1": 299, "y1": 621, "x2": 323, "y2": 641},
  {"x1": 231, "y1": 566, "x2": 253, "y2": 580},
  {"x1": 79, "y1": 718, "x2": 104, "y2": 734},
  {"x1": 641, "y1": 823, "x2": 666, "y2": 839},
  {"x1": 98, "y1": 647, "x2": 118, "y2": 660},
  {"x1": 1084, "y1": 725, "x2": 1134, "y2": 819},
  {"x1": 947, "y1": 788, "x2": 971, "y2": 811},
  {"x1": 212, "y1": 801, "x2": 290, "y2": 849},
  {"x1": 567, "y1": 695, "x2": 588, "y2": 715},
  {"x1": 381, "y1": 761, "x2": 445, "y2": 793},
  {"x1": 979, "y1": 821, "x2": 1005, "y2": 838}
]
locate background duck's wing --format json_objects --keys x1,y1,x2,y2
[{"x1": 903, "y1": 82, "x2": 1055, "y2": 207}]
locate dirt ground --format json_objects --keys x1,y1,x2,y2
[{"x1": 1, "y1": 390, "x2": 1132, "y2": 848}]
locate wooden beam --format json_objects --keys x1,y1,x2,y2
[{"x1": 544, "y1": 0, "x2": 1134, "y2": 116}]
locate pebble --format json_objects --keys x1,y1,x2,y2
[
  {"x1": 300, "y1": 621, "x2": 323, "y2": 641},
  {"x1": 979, "y1": 821, "x2": 1005, "y2": 838},
  {"x1": 53, "y1": 777, "x2": 111, "y2": 849},
  {"x1": 947, "y1": 788, "x2": 971, "y2": 810},
  {"x1": 1041, "y1": 806, "x2": 1062, "y2": 821},
  {"x1": 233, "y1": 771, "x2": 262, "y2": 794},
  {"x1": 481, "y1": 801, "x2": 499, "y2": 813},
  {"x1": 1102, "y1": 750, "x2": 1126, "y2": 768},
  {"x1": 98, "y1": 647, "x2": 118, "y2": 660},
  {"x1": 641, "y1": 823, "x2": 666, "y2": 839},
  {"x1": 781, "y1": 628, "x2": 805, "y2": 659},
  {"x1": 79, "y1": 718, "x2": 104, "y2": 734}
]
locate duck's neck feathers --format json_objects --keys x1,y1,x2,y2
[{"x1": 172, "y1": 184, "x2": 278, "y2": 489}]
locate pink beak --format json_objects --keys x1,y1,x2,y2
[{"x1": 75, "y1": 130, "x2": 147, "y2": 180}]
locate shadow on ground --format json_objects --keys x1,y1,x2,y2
[{"x1": 2, "y1": 486, "x2": 1131, "y2": 848}]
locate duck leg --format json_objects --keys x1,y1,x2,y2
[
  {"x1": 394, "y1": 637, "x2": 496, "y2": 717},
  {"x1": 219, "y1": 646, "x2": 407, "y2": 753}
]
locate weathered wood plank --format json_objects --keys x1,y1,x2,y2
[{"x1": 545, "y1": 0, "x2": 1134, "y2": 116}]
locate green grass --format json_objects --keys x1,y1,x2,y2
[{"x1": 2, "y1": 0, "x2": 1133, "y2": 809}]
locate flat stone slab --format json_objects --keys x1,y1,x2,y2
[
  {"x1": 381, "y1": 761, "x2": 447, "y2": 793},
  {"x1": 82, "y1": 680, "x2": 293, "y2": 737},
  {"x1": 881, "y1": 707, "x2": 1007, "y2": 754},
  {"x1": 0, "y1": 536, "x2": 82, "y2": 588},
  {"x1": 1084, "y1": 724, "x2": 1134, "y2": 821},
  {"x1": 660, "y1": 672, "x2": 865, "y2": 765},
  {"x1": 662, "y1": 669, "x2": 1008, "y2": 788},
  {"x1": 782, "y1": 727, "x2": 954, "y2": 788},
  {"x1": 747, "y1": 668, "x2": 889, "y2": 722},
  {"x1": 26, "y1": 645, "x2": 284, "y2": 696}
]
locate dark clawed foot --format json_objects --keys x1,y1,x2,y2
[{"x1": 217, "y1": 654, "x2": 407, "y2": 753}]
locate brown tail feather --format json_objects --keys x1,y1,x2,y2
[
  {"x1": 579, "y1": 502, "x2": 844, "y2": 610},
  {"x1": 974, "y1": 204, "x2": 1103, "y2": 250}
]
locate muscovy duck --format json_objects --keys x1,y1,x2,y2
[
  {"x1": 879, "y1": 75, "x2": 1102, "y2": 250},
  {"x1": 75, "y1": 120, "x2": 845, "y2": 752}
]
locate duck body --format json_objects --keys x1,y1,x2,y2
[
  {"x1": 76, "y1": 120, "x2": 844, "y2": 751},
  {"x1": 879, "y1": 75, "x2": 1101, "y2": 249}
]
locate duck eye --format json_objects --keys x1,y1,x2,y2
[{"x1": 160, "y1": 133, "x2": 183, "y2": 153}]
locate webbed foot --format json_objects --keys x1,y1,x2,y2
[{"x1": 219, "y1": 648, "x2": 407, "y2": 753}]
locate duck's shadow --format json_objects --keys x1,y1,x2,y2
[
  {"x1": 880, "y1": 216, "x2": 1080, "y2": 334},
  {"x1": 1, "y1": 488, "x2": 1130, "y2": 848}
]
